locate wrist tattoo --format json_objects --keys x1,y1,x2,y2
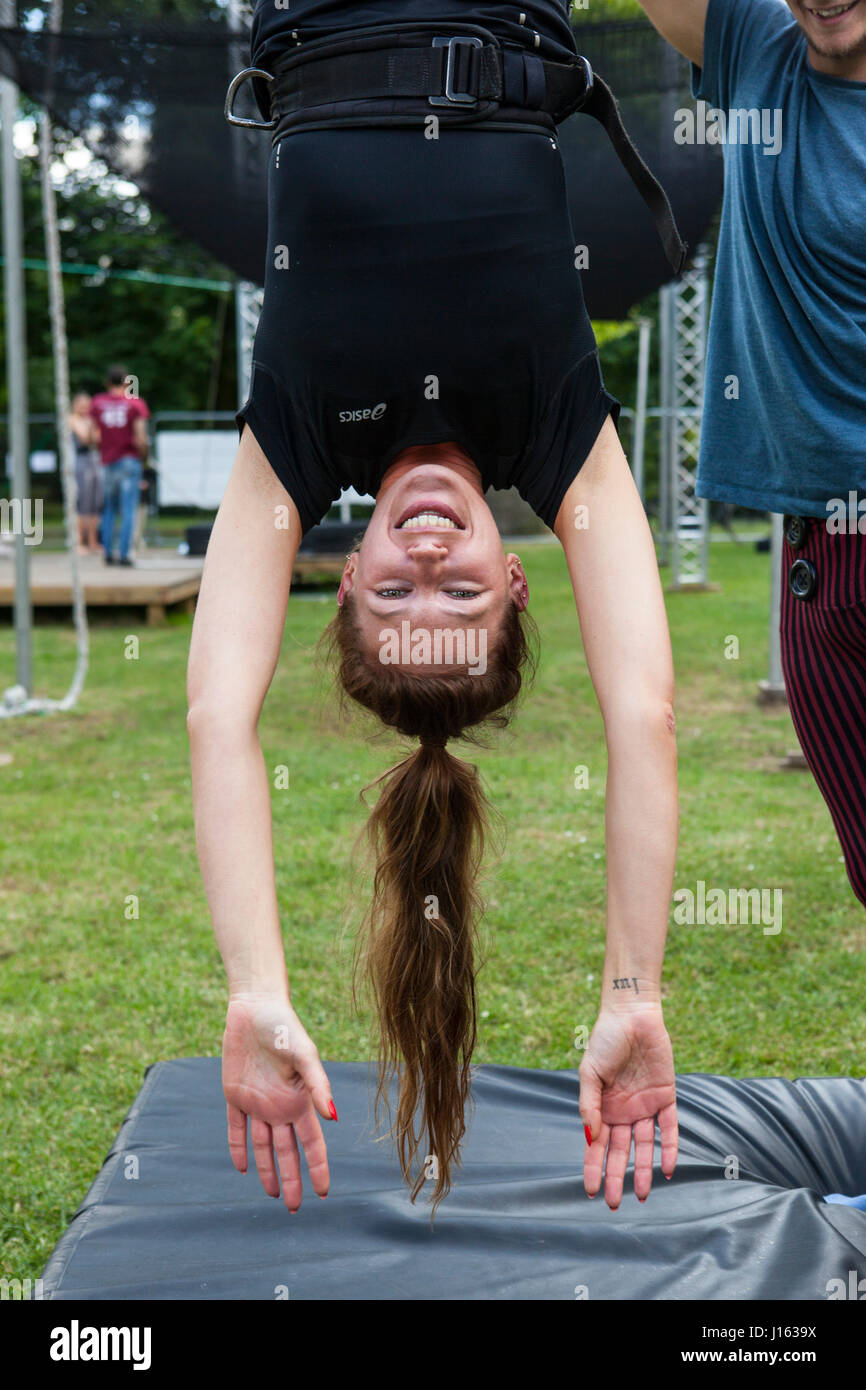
[{"x1": 612, "y1": 976, "x2": 639, "y2": 994}]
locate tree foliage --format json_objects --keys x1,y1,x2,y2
[{"x1": 0, "y1": 97, "x2": 237, "y2": 440}]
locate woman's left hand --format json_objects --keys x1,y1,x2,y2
[{"x1": 578, "y1": 1003, "x2": 678, "y2": 1209}]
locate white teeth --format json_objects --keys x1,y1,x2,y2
[
  {"x1": 399, "y1": 512, "x2": 457, "y2": 529},
  {"x1": 812, "y1": 2, "x2": 854, "y2": 14}
]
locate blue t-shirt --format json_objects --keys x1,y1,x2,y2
[{"x1": 691, "y1": 0, "x2": 866, "y2": 517}]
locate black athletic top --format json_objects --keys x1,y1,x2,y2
[
  {"x1": 250, "y1": 0, "x2": 584, "y2": 72},
  {"x1": 237, "y1": 1, "x2": 620, "y2": 537}
]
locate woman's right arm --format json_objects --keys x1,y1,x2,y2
[
  {"x1": 186, "y1": 425, "x2": 336, "y2": 1209},
  {"x1": 69, "y1": 415, "x2": 90, "y2": 446}
]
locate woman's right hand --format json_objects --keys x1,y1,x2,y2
[
  {"x1": 221, "y1": 994, "x2": 336, "y2": 1212},
  {"x1": 578, "y1": 1002, "x2": 678, "y2": 1209}
]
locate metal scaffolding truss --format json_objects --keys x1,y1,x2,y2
[
  {"x1": 227, "y1": 1, "x2": 265, "y2": 409},
  {"x1": 235, "y1": 280, "x2": 264, "y2": 410},
  {"x1": 659, "y1": 245, "x2": 710, "y2": 588}
]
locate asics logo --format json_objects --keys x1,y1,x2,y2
[{"x1": 338, "y1": 403, "x2": 387, "y2": 423}]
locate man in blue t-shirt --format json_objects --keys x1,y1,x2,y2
[{"x1": 637, "y1": 0, "x2": 866, "y2": 910}]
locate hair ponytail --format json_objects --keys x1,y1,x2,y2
[{"x1": 357, "y1": 739, "x2": 492, "y2": 1210}]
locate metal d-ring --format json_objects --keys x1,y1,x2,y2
[
  {"x1": 225, "y1": 67, "x2": 277, "y2": 130},
  {"x1": 578, "y1": 55, "x2": 594, "y2": 98}
]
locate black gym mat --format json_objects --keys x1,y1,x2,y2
[{"x1": 40, "y1": 1059, "x2": 866, "y2": 1300}]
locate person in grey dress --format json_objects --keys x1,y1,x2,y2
[{"x1": 69, "y1": 392, "x2": 103, "y2": 555}]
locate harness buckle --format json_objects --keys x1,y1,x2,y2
[
  {"x1": 429, "y1": 35, "x2": 483, "y2": 107},
  {"x1": 573, "y1": 55, "x2": 594, "y2": 109},
  {"x1": 225, "y1": 68, "x2": 278, "y2": 130}
]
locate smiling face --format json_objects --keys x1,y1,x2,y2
[
  {"x1": 337, "y1": 443, "x2": 528, "y2": 673},
  {"x1": 785, "y1": 0, "x2": 866, "y2": 75}
]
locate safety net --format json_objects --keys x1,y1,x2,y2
[{"x1": 0, "y1": 3, "x2": 722, "y2": 317}]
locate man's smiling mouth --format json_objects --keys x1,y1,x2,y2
[{"x1": 805, "y1": 0, "x2": 859, "y2": 19}]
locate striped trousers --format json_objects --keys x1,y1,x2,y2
[{"x1": 780, "y1": 520, "x2": 866, "y2": 909}]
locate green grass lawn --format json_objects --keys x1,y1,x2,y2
[{"x1": 1, "y1": 533, "x2": 862, "y2": 1279}]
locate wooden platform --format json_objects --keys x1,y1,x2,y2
[
  {"x1": 0, "y1": 547, "x2": 203, "y2": 625},
  {"x1": 291, "y1": 554, "x2": 344, "y2": 583},
  {"x1": 0, "y1": 544, "x2": 343, "y2": 623}
]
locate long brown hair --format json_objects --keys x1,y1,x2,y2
[{"x1": 320, "y1": 551, "x2": 538, "y2": 1212}]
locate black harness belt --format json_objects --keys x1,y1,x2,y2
[{"x1": 226, "y1": 20, "x2": 689, "y2": 277}]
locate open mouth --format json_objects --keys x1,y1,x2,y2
[
  {"x1": 395, "y1": 500, "x2": 465, "y2": 531},
  {"x1": 806, "y1": 0, "x2": 859, "y2": 21}
]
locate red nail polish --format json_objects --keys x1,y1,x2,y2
[
  {"x1": 638, "y1": 1196, "x2": 646, "y2": 1203},
  {"x1": 584, "y1": 1124, "x2": 592, "y2": 1147},
  {"x1": 328, "y1": 1100, "x2": 338, "y2": 1122}
]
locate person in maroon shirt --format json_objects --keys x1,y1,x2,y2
[{"x1": 90, "y1": 365, "x2": 151, "y2": 566}]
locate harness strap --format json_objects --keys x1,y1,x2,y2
[
  {"x1": 229, "y1": 26, "x2": 689, "y2": 275},
  {"x1": 579, "y1": 76, "x2": 689, "y2": 277},
  {"x1": 271, "y1": 38, "x2": 504, "y2": 111}
]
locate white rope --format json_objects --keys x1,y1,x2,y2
[{"x1": 1, "y1": 0, "x2": 90, "y2": 719}]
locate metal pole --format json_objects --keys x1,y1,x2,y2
[
  {"x1": 654, "y1": 37, "x2": 680, "y2": 568},
  {"x1": 41, "y1": 0, "x2": 88, "y2": 707},
  {"x1": 658, "y1": 284, "x2": 672, "y2": 566},
  {"x1": 632, "y1": 316, "x2": 650, "y2": 506},
  {"x1": 668, "y1": 244, "x2": 711, "y2": 590},
  {"x1": 227, "y1": 0, "x2": 245, "y2": 409},
  {"x1": 226, "y1": 0, "x2": 263, "y2": 410},
  {"x1": 697, "y1": 245, "x2": 710, "y2": 584},
  {"x1": 1, "y1": 0, "x2": 32, "y2": 697}
]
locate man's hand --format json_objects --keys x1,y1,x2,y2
[
  {"x1": 579, "y1": 1003, "x2": 678, "y2": 1209},
  {"x1": 221, "y1": 994, "x2": 337, "y2": 1211}
]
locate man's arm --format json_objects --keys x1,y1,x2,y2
[
  {"x1": 132, "y1": 413, "x2": 149, "y2": 463},
  {"x1": 635, "y1": 0, "x2": 709, "y2": 67}
]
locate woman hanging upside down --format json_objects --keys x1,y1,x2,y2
[{"x1": 186, "y1": 0, "x2": 679, "y2": 1218}]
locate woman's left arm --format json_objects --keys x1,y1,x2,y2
[{"x1": 553, "y1": 414, "x2": 679, "y2": 1209}]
